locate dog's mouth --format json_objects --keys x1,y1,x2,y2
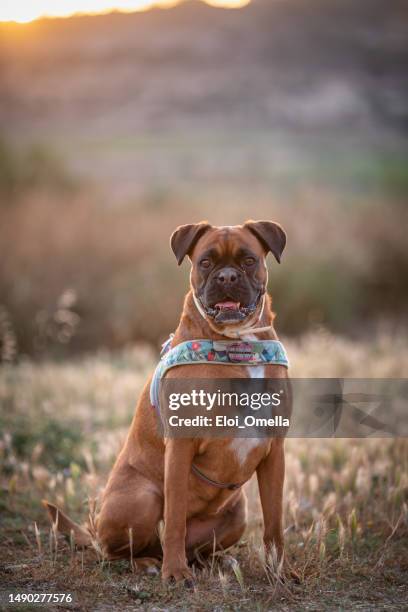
[
  {"x1": 198, "y1": 295, "x2": 261, "y2": 324},
  {"x1": 213, "y1": 301, "x2": 244, "y2": 323}
]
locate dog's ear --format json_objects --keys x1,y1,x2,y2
[
  {"x1": 244, "y1": 220, "x2": 286, "y2": 263},
  {"x1": 170, "y1": 222, "x2": 211, "y2": 265}
]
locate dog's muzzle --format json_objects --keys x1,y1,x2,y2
[{"x1": 196, "y1": 293, "x2": 262, "y2": 324}]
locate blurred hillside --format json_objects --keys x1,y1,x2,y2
[
  {"x1": 0, "y1": 0, "x2": 407, "y2": 357},
  {"x1": 1, "y1": 0, "x2": 408, "y2": 196}
]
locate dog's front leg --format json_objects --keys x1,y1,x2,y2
[
  {"x1": 256, "y1": 438, "x2": 285, "y2": 561},
  {"x1": 162, "y1": 438, "x2": 195, "y2": 583}
]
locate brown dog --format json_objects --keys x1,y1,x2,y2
[{"x1": 45, "y1": 220, "x2": 289, "y2": 583}]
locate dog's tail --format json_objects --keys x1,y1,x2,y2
[{"x1": 42, "y1": 500, "x2": 93, "y2": 547}]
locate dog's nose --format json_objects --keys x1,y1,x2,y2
[{"x1": 216, "y1": 267, "x2": 240, "y2": 285}]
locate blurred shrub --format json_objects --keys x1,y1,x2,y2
[
  {"x1": 0, "y1": 138, "x2": 75, "y2": 201},
  {"x1": 0, "y1": 177, "x2": 407, "y2": 359},
  {"x1": 0, "y1": 369, "x2": 88, "y2": 471},
  {"x1": 0, "y1": 190, "x2": 188, "y2": 358},
  {"x1": 1, "y1": 413, "x2": 86, "y2": 472},
  {"x1": 0, "y1": 307, "x2": 17, "y2": 362}
]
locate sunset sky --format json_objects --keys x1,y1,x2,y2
[{"x1": 0, "y1": 0, "x2": 250, "y2": 23}]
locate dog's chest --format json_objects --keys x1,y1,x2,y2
[
  {"x1": 247, "y1": 365, "x2": 265, "y2": 378},
  {"x1": 233, "y1": 334, "x2": 266, "y2": 464},
  {"x1": 242, "y1": 333, "x2": 265, "y2": 378},
  {"x1": 229, "y1": 437, "x2": 267, "y2": 466}
]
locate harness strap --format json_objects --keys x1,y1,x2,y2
[
  {"x1": 150, "y1": 337, "x2": 289, "y2": 411},
  {"x1": 191, "y1": 463, "x2": 246, "y2": 491}
]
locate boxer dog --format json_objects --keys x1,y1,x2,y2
[{"x1": 44, "y1": 220, "x2": 289, "y2": 584}]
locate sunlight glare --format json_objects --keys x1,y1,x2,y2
[
  {"x1": 205, "y1": 0, "x2": 250, "y2": 7},
  {"x1": 0, "y1": 0, "x2": 250, "y2": 24}
]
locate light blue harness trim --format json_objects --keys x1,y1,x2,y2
[{"x1": 150, "y1": 335, "x2": 289, "y2": 410}]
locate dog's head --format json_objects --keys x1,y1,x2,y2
[{"x1": 170, "y1": 220, "x2": 286, "y2": 331}]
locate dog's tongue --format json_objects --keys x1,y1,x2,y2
[{"x1": 215, "y1": 301, "x2": 240, "y2": 311}]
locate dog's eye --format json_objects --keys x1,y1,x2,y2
[
  {"x1": 200, "y1": 259, "x2": 211, "y2": 269},
  {"x1": 243, "y1": 257, "x2": 256, "y2": 267}
]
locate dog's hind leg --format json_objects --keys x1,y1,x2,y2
[{"x1": 96, "y1": 462, "x2": 163, "y2": 565}]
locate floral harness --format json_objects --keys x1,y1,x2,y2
[
  {"x1": 149, "y1": 334, "x2": 289, "y2": 490},
  {"x1": 150, "y1": 335, "x2": 289, "y2": 414}
]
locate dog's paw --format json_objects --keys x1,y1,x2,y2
[
  {"x1": 161, "y1": 562, "x2": 194, "y2": 586},
  {"x1": 131, "y1": 557, "x2": 161, "y2": 575}
]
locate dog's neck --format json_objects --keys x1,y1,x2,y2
[{"x1": 173, "y1": 290, "x2": 277, "y2": 344}]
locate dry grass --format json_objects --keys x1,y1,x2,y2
[{"x1": 1, "y1": 334, "x2": 407, "y2": 610}]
